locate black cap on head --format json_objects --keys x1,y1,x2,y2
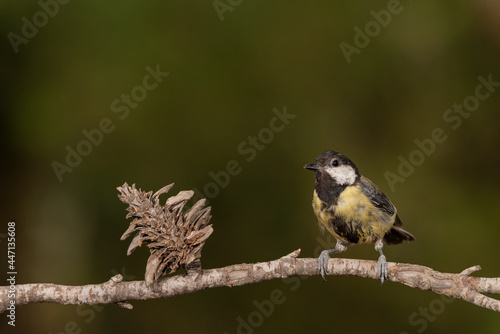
[
  {"x1": 304, "y1": 150, "x2": 360, "y2": 186},
  {"x1": 305, "y1": 150, "x2": 358, "y2": 170}
]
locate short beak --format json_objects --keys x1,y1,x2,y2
[{"x1": 304, "y1": 162, "x2": 319, "y2": 171}]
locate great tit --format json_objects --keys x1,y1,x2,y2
[{"x1": 305, "y1": 150, "x2": 414, "y2": 283}]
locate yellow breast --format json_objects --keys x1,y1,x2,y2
[
  {"x1": 312, "y1": 186, "x2": 395, "y2": 243},
  {"x1": 312, "y1": 190, "x2": 331, "y2": 231}
]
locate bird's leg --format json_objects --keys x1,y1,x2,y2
[
  {"x1": 375, "y1": 238, "x2": 387, "y2": 284},
  {"x1": 318, "y1": 239, "x2": 347, "y2": 281}
]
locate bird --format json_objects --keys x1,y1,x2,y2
[{"x1": 304, "y1": 150, "x2": 414, "y2": 283}]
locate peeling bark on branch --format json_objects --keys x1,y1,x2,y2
[{"x1": 1, "y1": 249, "x2": 499, "y2": 313}]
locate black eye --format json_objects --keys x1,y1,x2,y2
[{"x1": 331, "y1": 159, "x2": 339, "y2": 167}]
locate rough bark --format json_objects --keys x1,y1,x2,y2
[{"x1": 1, "y1": 249, "x2": 499, "y2": 314}]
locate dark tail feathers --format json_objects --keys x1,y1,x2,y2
[{"x1": 383, "y1": 226, "x2": 415, "y2": 245}]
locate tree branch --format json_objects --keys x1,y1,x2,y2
[{"x1": 1, "y1": 249, "x2": 500, "y2": 313}]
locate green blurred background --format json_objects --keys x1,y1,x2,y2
[{"x1": 2, "y1": 0, "x2": 500, "y2": 333}]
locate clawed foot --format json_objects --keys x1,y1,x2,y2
[
  {"x1": 318, "y1": 250, "x2": 331, "y2": 281},
  {"x1": 377, "y1": 254, "x2": 387, "y2": 284}
]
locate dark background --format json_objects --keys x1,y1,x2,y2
[{"x1": 2, "y1": 1, "x2": 500, "y2": 333}]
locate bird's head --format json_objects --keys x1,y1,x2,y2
[{"x1": 304, "y1": 150, "x2": 360, "y2": 186}]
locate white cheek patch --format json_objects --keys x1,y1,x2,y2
[{"x1": 325, "y1": 165, "x2": 357, "y2": 185}]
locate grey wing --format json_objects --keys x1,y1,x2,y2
[
  {"x1": 359, "y1": 176, "x2": 414, "y2": 243},
  {"x1": 358, "y1": 176, "x2": 397, "y2": 217}
]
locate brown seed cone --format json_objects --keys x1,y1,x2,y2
[{"x1": 117, "y1": 183, "x2": 213, "y2": 286}]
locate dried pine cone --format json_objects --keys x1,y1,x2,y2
[{"x1": 117, "y1": 182, "x2": 213, "y2": 286}]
